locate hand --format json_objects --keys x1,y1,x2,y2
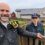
[
  {"x1": 14, "y1": 24, "x2": 18, "y2": 28},
  {"x1": 37, "y1": 33, "x2": 43, "y2": 39}
]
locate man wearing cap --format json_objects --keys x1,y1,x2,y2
[{"x1": 26, "y1": 13, "x2": 44, "y2": 45}]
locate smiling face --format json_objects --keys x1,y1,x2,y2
[{"x1": 0, "y1": 3, "x2": 10, "y2": 22}]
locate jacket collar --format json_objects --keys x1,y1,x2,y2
[{"x1": 31, "y1": 22, "x2": 41, "y2": 27}]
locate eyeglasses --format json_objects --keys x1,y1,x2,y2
[
  {"x1": 0, "y1": 9, "x2": 9, "y2": 12},
  {"x1": 32, "y1": 17, "x2": 38, "y2": 19}
]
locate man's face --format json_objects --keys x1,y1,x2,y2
[
  {"x1": 0, "y1": 9, "x2": 9, "y2": 22},
  {"x1": 32, "y1": 17, "x2": 39, "y2": 24},
  {"x1": 0, "y1": 3, "x2": 10, "y2": 22}
]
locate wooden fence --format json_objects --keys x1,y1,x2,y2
[{"x1": 18, "y1": 36, "x2": 44, "y2": 45}]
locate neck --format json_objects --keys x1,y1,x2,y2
[{"x1": 33, "y1": 22, "x2": 38, "y2": 26}]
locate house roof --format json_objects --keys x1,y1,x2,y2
[{"x1": 15, "y1": 8, "x2": 45, "y2": 14}]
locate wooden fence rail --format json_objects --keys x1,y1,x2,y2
[{"x1": 18, "y1": 36, "x2": 44, "y2": 45}]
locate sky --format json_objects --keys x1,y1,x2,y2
[{"x1": 0, "y1": 0, "x2": 45, "y2": 12}]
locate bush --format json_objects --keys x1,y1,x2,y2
[{"x1": 9, "y1": 19, "x2": 27, "y2": 28}]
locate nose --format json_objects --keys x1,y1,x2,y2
[{"x1": 2, "y1": 10, "x2": 8, "y2": 15}]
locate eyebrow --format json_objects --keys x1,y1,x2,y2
[{"x1": 0, "y1": 9, "x2": 9, "y2": 12}]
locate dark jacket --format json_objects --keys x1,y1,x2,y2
[
  {"x1": 26, "y1": 22, "x2": 44, "y2": 45},
  {"x1": 26, "y1": 22, "x2": 44, "y2": 35},
  {"x1": 0, "y1": 22, "x2": 7, "y2": 45},
  {"x1": 0, "y1": 22, "x2": 38, "y2": 45}
]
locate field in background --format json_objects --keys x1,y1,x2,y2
[{"x1": 9, "y1": 18, "x2": 28, "y2": 28}]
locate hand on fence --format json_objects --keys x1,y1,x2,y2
[{"x1": 37, "y1": 33, "x2": 43, "y2": 40}]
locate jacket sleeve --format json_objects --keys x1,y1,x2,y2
[
  {"x1": 17, "y1": 27, "x2": 37, "y2": 38},
  {"x1": 41, "y1": 24, "x2": 44, "y2": 35}
]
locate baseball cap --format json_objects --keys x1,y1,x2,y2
[{"x1": 31, "y1": 13, "x2": 40, "y2": 18}]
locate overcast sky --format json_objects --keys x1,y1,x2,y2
[{"x1": 0, "y1": 0, "x2": 45, "y2": 12}]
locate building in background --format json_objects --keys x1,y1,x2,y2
[
  {"x1": 15, "y1": 8, "x2": 45, "y2": 18},
  {"x1": 15, "y1": 8, "x2": 45, "y2": 25}
]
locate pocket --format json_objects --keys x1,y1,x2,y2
[{"x1": 7, "y1": 37, "x2": 14, "y2": 43}]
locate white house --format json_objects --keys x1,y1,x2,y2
[{"x1": 15, "y1": 8, "x2": 45, "y2": 19}]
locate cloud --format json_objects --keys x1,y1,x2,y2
[
  {"x1": 13, "y1": 0, "x2": 45, "y2": 8},
  {"x1": 0, "y1": 0, "x2": 45, "y2": 11}
]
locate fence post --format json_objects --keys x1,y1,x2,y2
[
  {"x1": 35, "y1": 39, "x2": 39, "y2": 45},
  {"x1": 29, "y1": 38, "x2": 33, "y2": 45}
]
